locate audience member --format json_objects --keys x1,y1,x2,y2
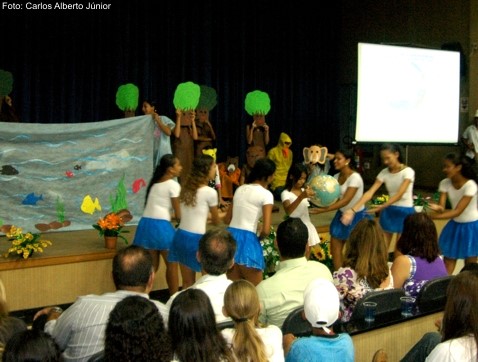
[
  {"x1": 333, "y1": 219, "x2": 393, "y2": 322},
  {"x1": 0, "y1": 300, "x2": 27, "y2": 359},
  {"x1": 168, "y1": 288, "x2": 234, "y2": 362},
  {"x1": 283, "y1": 279, "x2": 354, "y2": 362},
  {"x1": 167, "y1": 228, "x2": 236, "y2": 323},
  {"x1": 33, "y1": 245, "x2": 168, "y2": 361},
  {"x1": 2, "y1": 329, "x2": 61, "y2": 362},
  {"x1": 391, "y1": 213, "x2": 447, "y2": 297},
  {"x1": 222, "y1": 280, "x2": 284, "y2": 362},
  {"x1": 104, "y1": 295, "x2": 172, "y2": 362},
  {"x1": 256, "y1": 217, "x2": 333, "y2": 328}
]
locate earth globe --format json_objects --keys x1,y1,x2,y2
[{"x1": 308, "y1": 175, "x2": 341, "y2": 207}]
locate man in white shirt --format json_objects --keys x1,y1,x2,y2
[
  {"x1": 34, "y1": 245, "x2": 168, "y2": 362},
  {"x1": 462, "y1": 110, "x2": 478, "y2": 162},
  {"x1": 257, "y1": 217, "x2": 333, "y2": 328},
  {"x1": 166, "y1": 228, "x2": 236, "y2": 323}
]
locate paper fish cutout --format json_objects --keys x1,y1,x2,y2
[
  {"x1": 22, "y1": 192, "x2": 43, "y2": 205},
  {"x1": 74, "y1": 164, "x2": 82, "y2": 170},
  {"x1": 81, "y1": 195, "x2": 102, "y2": 214},
  {"x1": 65, "y1": 170, "x2": 74, "y2": 178},
  {"x1": 1, "y1": 165, "x2": 19, "y2": 175},
  {"x1": 132, "y1": 178, "x2": 146, "y2": 193}
]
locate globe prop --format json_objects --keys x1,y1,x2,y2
[{"x1": 308, "y1": 175, "x2": 341, "y2": 207}]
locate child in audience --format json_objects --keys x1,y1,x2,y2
[
  {"x1": 168, "y1": 154, "x2": 219, "y2": 288},
  {"x1": 283, "y1": 279, "x2": 354, "y2": 362},
  {"x1": 429, "y1": 153, "x2": 478, "y2": 274},
  {"x1": 333, "y1": 219, "x2": 393, "y2": 322},
  {"x1": 222, "y1": 280, "x2": 284, "y2": 362},
  {"x1": 133, "y1": 154, "x2": 182, "y2": 295},
  {"x1": 3, "y1": 329, "x2": 61, "y2": 362},
  {"x1": 168, "y1": 288, "x2": 234, "y2": 362}
]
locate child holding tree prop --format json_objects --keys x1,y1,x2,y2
[
  {"x1": 172, "y1": 81, "x2": 200, "y2": 184},
  {"x1": 115, "y1": 83, "x2": 139, "y2": 118},
  {"x1": 195, "y1": 85, "x2": 218, "y2": 156},
  {"x1": 245, "y1": 90, "x2": 271, "y2": 150}
]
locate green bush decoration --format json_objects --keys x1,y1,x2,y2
[
  {"x1": 115, "y1": 83, "x2": 139, "y2": 111},
  {"x1": 173, "y1": 81, "x2": 201, "y2": 110},
  {"x1": 197, "y1": 85, "x2": 217, "y2": 111},
  {"x1": 244, "y1": 90, "x2": 271, "y2": 116},
  {"x1": 0, "y1": 70, "x2": 13, "y2": 97}
]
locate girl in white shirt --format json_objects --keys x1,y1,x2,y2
[
  {"x1": 429, "y1": 153, "x2": 478, "y2": 274},
  {"x1": 314, "y1": 149, "x2": 368, "y2": 270},
  {"x1": 342, "y1": 143, "x2": 415, "y2": 250},
  {"x1": 222, "y1": 280, "x2": 284, "y2": 362},
  {"x1": 168, "y1": 154, "x2": 220, "y2": 288},
  {"x1": 133, "y1": 154, "x2": 182, "y2": 294}
]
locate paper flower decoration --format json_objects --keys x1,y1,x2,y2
[
  {"x1": 0, "y1": 69, "x2": 13, "y2": 97},
  {"x1": 197, "y1": 85, "x2": 217, "y2": 111},
  {"x1": 115, "y1": 83, "x2": 139, "y2": 112},
  {"x1": 245, "y1": 90, "x2": 271, "y2": 116},
  {"x1": 173, "y1": 81, "x2": 201, "y2": 111}
]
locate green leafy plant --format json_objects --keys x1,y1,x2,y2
[{"x1": 413, "y1": 193, "x2": 430, "y2": 208}]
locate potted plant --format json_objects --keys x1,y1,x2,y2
[
  {"x1": 4, "y1": 225, "x2": 52, "y2": 259},
  {"x1": 413, "y1": 193, "x2": 430, "y2": 213},
  {"x1": 93, "y1": 212, "x2": 130, "y2": 249}
]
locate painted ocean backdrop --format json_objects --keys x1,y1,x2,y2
[{"x1": 0, "y1": 116, "x2": 156, "y2": 234}]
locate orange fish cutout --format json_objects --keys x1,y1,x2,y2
[{"x1": 132, "y1": 178, "x2": 146, "y2": 193}]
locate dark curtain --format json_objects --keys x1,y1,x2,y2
[{"x1": 0, "y1": 1, "x2": 342, "y2": 163}]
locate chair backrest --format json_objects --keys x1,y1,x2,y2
[
  {"x1": 281, "y1": 306, "x2": 312, "y2": 337},
  {"x1": 416, "y1": 275, "x2": 454, "y2": 313},
  {"x1": 349, "y1": 288, "x2": 405, "y2": 322}
]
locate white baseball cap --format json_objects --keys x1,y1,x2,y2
[{"x1": 303, "y1": 279, "x2": 340, "y2": 333}]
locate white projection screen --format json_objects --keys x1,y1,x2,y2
[{"x1": 355, "y1": 43, "x2": 461, "y2": 143}]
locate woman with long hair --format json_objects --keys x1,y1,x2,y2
[
  {"x1": 429, "y1": 153, "x2": 478, "y2": 274},
  {"x1": 281, "y1": 163, "x2": 320, "y2": 248},
  {"x1": 133, "y1": 154, "x2": 182, "y2": 294},
  {"x1": 314, "y1": 149, "x2": 368, "y2": 270},
  {"x1": 426, "y1": 270, "x2": 478, "y2": 360},
  {"x1": 222, "y1": 280, "x2": 284, "y2": 362},
  {"x1": 341, "y1": 143, "x2": 415, "y2": 250},
  {"x1": 391, "y1": 213, "x2": 447, "y2": 297},
  {"x1": 333, "y1": 219, "x2": 392, "y2": 322},
  {"x1": 169, "y1": 288, "x2": 234, "y2": 362},
  {"x1": 224, "y1": 158, "x2": 276, "y2": 285},
  {"x1": 168, "y1": 154, "x2": 219, "y2": 288}
]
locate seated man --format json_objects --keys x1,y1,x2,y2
[
  {"x1": 34, "y1": 245, "x2": 168, "y2": 361},
  {"x1": 257, "y1": 217, "x2": 333, "y2": 327},
  {"x1": 283, "y1": 279, "x2": 354, "y2": 361},
  {"x1": 166, "y1": 227, "x2": 236, "y2": 322}
]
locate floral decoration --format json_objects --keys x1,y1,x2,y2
[
  {"x1": 309, "y1": 232, "x2": 334, "y2": 274},
  {"x1": 93, "y1": 212, "x2": 130, "y2": 244},
  {"x1": 413, "y1": 193, "x2": 430, "y2": 208},
  {"x1": 260, "y1": 225, "x2": 279, "y2": 279},
  {"x1": 4, "y1": 225, "x2": 52, "y2": 259},
  {"x1": 371, "y1": 194, "x2": 389, "y2": 205}
]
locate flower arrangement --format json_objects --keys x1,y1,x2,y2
[
  {"x1": 4, "y1": 225, "x2": 52, "y2": 259},
  {"x1": 309, "y1": 236, "x2": 334, "y2": 275},
  {"x1": 260, "y1": 225, "x2": 280, "y2": 279},
  {"x1": 93, "y1": 212, "x2": 130, "y2": 244},
  {"x1": 371, "y1": 194, "x2": 389, "y2": 205},
  {"x1": 413, "y1": 193, "x2": 430, "y2": 207}
]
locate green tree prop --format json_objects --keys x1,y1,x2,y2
[
  {"x1": 173, "y1": 81, "x2": 201, "y2": 110},
  {"x1": 116, "y1": 83, "x2": 139, "y2": 118},
  {"x1": 244, "y1": 90, "x2": 271, "y2": 116},
  {"x1": 197, "y1": 85, "x2": 217, "y2": 111}
]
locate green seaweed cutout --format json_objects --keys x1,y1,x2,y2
[
  {"x1": 0, "y1": 218, "x2": 3, "y2": 227},
  {"x1": 110, "y1": 174, "x2": 128, "y2": 213},
  {"x1": 173, "y1": 81, "x2": 201, "y2": 110},
  {"x1": 115, "y1": 83, "x2": 139, "y2": 111},
  {"x1": 56, "y1": 196, "x2": 65, "y2": 223},
  {"x1": 245, "y1": 90, "x2": 271, "y2": 116},
  {"x1": 197, "y1": 85, "x2": 217, "y2": 111},
  {"x1": 0, "y1": 70, "x2": 13, "y2": 97}
]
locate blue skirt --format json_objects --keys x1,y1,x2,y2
[
  {"x1": 168, "y1": 229, "x2": 202, "y2": 272},
  {"x1": 439, "y1": 219, "x2": 478, "y2": 259},
  {"x1": 227, "y1": 227, "x2": 265, "y2": 271},
  {"x1": 379, "y1": 206, "x2": 415, "y2": 233},
  {"x1": 330, "y1": 209, "x2": 371, "y2": 240},
  {"x1": 133, "y1": 217, "x2": 175, "y2": 250}
]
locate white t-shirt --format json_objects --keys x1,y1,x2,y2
[
  {"x1": 462, "y1": 125, "x2": 478, "y2": 159},
  {"x1": 426, "y1": 335, "x2": 477, "y2": 362},
  {"x1": 179, "y1": 186, "x2": 218, "y2": 234},
  {"x1": 222, "y1": 324, "x2": 284, "y2": 362},
  {"x1": 376, "y1": 167, "x2": 415, "y2": 207},
  {"x1": 334, "y1": 172, "x2": 364, "y2": 212},
  {"x1": 229, "y1": 184, "x2": 274, "y2": 233},
  {"x1": 280, "y1": 189, "x2": 320, "y2": 246},
  {"x1": 142, "y1": 179, "x2": 180, "y2": 220},
  {"x1": 439, "y1": 179, "x2": 478, "y2": 223}
]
